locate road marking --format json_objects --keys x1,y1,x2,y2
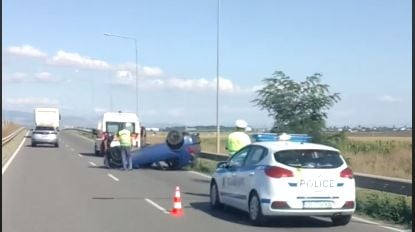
[
  {"x1": 189, "y1": 170, "x2": 212, "y2": 179},
  {"x1": 352, "y1": 215, "x2": 407, "y2": 232},
  {"x1": 107, "y1": 173, "x2": 119, "y2": 181},
  {"x1": 380, "y1": 226, "x2": 409, "y2": 232},
  {"x1": 145, "y1": 198, "x2": 169, "y2": 214},
  {"x1": 78, "y1": 154, "x2": 83, "y2": 157},
  {"x1": 351, "y1": 216, "x2": 378, "y2": 225},
  {"x1": 89, "y1": 162, "x2": 97, "y2": 166},
  {"x1": 2, "y1": 131, "x2": 28, "y2": 175}
]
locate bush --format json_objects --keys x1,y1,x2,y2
[{"x1": 356, "y1": 189, "x2": 412, "y2": 227}]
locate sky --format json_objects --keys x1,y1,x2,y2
[{"x1": 2, "y1": 0, "x2": 412, "y2": 128}]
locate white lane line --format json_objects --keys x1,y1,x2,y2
[
  {"x1": 78, "y1": 154, "x2": 83, "y2": 157},
  {"x1": 189, "y1": 170, "x2": 211, "y2": 179},
  {"x1": 89, "y1": 162, "x2": 97, "y2": 167},
  {"x1": 145, "y1": 198, "x2": 169, "y2": 214},
  {"x1": 107, "y1": 173, "x2": 119, "y2": 182},
  {"x1": 351, "y1": 215, "x2": 407, "y2": 232},
  {"x1": 380, "y1": 226, "x2": 409, "y2": 232},
  {"x1": 2, "y1": 131, "x2": 29, "y2": 175},
  {"x1": 351, "y1": 215, "x2": 378, "y2": 225}
]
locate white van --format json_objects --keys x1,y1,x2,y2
[{"x1": 94, "y1": 111, "x2": 141, "y2": 155}]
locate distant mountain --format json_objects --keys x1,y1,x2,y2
[{"x1": 2, "y1": 110, "x2": 97, "y2": 128}]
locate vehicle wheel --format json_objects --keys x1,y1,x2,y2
[
  {"x1": 166, "y1": 130, "x2": 184, "y2": 150},
  {"x1": 331, "y1": 214, "x2": 351, "y2": 226},
  {"x1": 210, "y1": 180, "x2": 223, "y2": 209},
  {"x1": 108, "y1": 147, "x2": 123, "y2": 168},
  {"x1": 32, "y1": 142, "x2": 36, "y2": 147},
  {"x1": 249, "y1": 192, "x2": 265, "y2": 226},
  {"x1": 55, "y1": 143, "x2": 59, "y2": 147}
]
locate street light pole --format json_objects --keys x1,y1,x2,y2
[
  {"x1": 216, "y1": 0, "x2": 221, "y2": 154},
  {"x1": 104, "y1": 33, "x2": 139, "y2": 116}
]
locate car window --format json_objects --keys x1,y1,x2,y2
[
  {"x1": 274, "y1": 149, "x2": 344, "y2": 169},
  {"x1": 35, "y1": 126, "x2": 54, "y2": 131},
  {"x1": 229, "y1": 147, "x2": 249, "y2": 168},
  {"x1": 244, "y1": 146, "x2": 267, "y2": 166},
  {"x1": 106, "y1": 122, "x2": 120, "y2": 134}
]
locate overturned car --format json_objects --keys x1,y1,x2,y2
[{"x1": 107, "y1": 130, "x2": 201, "y2": 170}]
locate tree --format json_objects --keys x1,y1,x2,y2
[{"x1": 252, "y1": 71, "x2": 341, "y2": 142}]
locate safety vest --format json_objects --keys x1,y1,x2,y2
[
  {"x1": 227, "y1": 131, "x2": 251, "y2": 155},
  {"x1": 118, "y1": 129, "x2": 132, "y2": 147}
]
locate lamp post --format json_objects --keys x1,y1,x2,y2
[
  {"x1": 216, "y1": 0, "x2": 221, "y2": 154},
  {"x1": 104, "y1": 33, "x2": 139, "y2": 115}
]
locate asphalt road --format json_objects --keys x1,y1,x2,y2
[{"x1": 2, "y1": 130, "x2": 406, "y2": 232}]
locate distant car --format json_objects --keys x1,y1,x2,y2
[
  {"x1": 31, "y1": 126, "x2": 59, "y2": 147},
  {"x1": 209, "y1": 133, "x2": 355, "y2": 226}
]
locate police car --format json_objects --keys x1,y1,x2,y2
[{"x1": 209, "y1": 133, "x2": 355, "y2": 226}]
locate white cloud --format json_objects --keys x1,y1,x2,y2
[
  {"x1": 167, "y1": 108, "x2": 185, "y2": 118},
  {"x1": 3, "y1": 72, "x2": 29, "y2": 83},
  {"x1": 7, "y1": 45, "x2": 47, "y2": 58},
  {"x1": 380, "y1": 95, "x2": 401, "y2": 103},
  {"x1": 142, "y1": 66, "x2": 163, "y2": 77},
  {"x1": 3, "y1": 72, "x2": 61, "y2": 83},
  {"x1": 165, "y1": 77, "x2": 240, "y2": 93},
  {"x1": 48, "y1": 50, "x2": 111, "y2": 70},
  {"x1": 116, "y1": 63, "x2": 164, "y2": 78},
  {"x1": 5, "y1": 97, "x2": 59, "y2": 106},
  {"x1": 94, "y1": 107, "x2": 108, "y2": 113},
  {"x1": 35, "y1": 72, "x2": 61, "y2": 82}
]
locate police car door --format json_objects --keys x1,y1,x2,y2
[
  {"x1": 225, "y1": 146, "x2": 250, "y2": 208},
  {"x1": 234, "y1": 145, "x2": 268, "y2": 209}
]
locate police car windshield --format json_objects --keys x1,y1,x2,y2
[{"x1": 274, "y1": 149, "x2": 344, "y2": 169}]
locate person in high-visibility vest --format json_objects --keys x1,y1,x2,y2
[
  {"x1": 226, "y1": 119, "x2": 251, "y2": 156},
  {"x1": 117, "y1": 124, "x2": 133, "y2": 170}
]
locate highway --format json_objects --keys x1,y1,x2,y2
[{"x1": 2, "y1": 130, "x2": 404, "y2": 232}]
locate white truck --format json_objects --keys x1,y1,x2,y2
[
  {"x1": 34, "y1": 107, "x2": 61, "y2": 130},
  {"x1": 93, "y1": 111, "x2": 141, "y2": 156}
]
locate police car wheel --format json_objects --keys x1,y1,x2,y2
[
  {"x1": 210, "y1": 181, "x2": 222, "y2": 209},
  {"x1": 331, "y1": 214, "x2": 351, "y2": 226},
  {"x1": 249, "y1": 192, "x2": 265, "y2": 226}
]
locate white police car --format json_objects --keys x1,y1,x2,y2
[{"x1": 209, "y1": 133, "x2": 355, "y2": 226}]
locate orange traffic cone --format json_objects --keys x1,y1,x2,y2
[{"x1": 170, "y1": 186, "x2": 183, "y2": 216}]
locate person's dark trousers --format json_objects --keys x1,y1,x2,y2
[{"x1": 120, "y1": 146, "x2": 132, "y2": 170}]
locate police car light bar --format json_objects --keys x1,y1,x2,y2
[{"x1": 251, "y1": 133, "x2": 312, "y2": 143}]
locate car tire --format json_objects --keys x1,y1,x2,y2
[
  {"x1": 32, "y1": 142, "x2": 36, "y2": 147},
  {"x1": 210, "y1": 180, "x2": 223, "y2": 209},
  {"x1": 166, "y1": 130, "x2": 184, "y2": 150},
  {"x1": 108, "y1": 147, "x2": 123, "y2": 168},
  {"x1": 249, "y1": 192, "x2": 266, "y2": 226},
  {"x1": 331, "y1": 214, "x2": 351, "y2": 226},
  {"x1": 55, "y1": 143, "x2": 59, "y2": 148}
]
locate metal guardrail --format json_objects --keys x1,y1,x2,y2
[
  {"x1": 2, "y1": 127, "x2": 25, "y2": 146},
  {"x1": 70, "y1": 128, "x2": 412, "y2": 196}
]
